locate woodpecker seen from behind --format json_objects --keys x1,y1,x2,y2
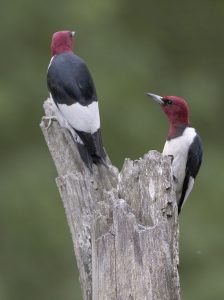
[
  {"x1": 147, "y1": 93, "x2": 203, "y2": 214},
  {"x1": 47, "y1": 30, "x2": 106, "y2": 169}
]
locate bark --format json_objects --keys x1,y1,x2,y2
[{"x1": 40, "y1": 98, "x2": 180, "y2": 300}]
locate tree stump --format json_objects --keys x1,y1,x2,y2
[{"x1": 40, "y1": 98, "x2": 180, "y2": 300}]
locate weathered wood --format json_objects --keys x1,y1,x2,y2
[{"x1": 40, "y1": 98, "x2": 180, "y2": 300}]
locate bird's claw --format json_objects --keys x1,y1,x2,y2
[
  {"x1": 173, "y1": 175, "x2": 178, "y2": 184},
  {"x1": 44, "y1": 116, "x2": 58, "y2": 129},
  {"x1": 168, "y1": 155, "x2": 174, "y2": 163}
]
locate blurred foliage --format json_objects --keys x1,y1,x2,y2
[{"x1": 0, "y1": 0, "x2": 224, "y2": 299}]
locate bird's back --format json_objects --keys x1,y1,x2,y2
[{"x1": 47, "y1": 52, "x2": 97, "y2": 106}]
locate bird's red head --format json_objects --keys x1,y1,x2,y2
[
  {"x1": 147, "y1": 93, "x2": 189, "y2": 126},
  {"x1": 51, "y1": 31, "x2": 75, "y2": 56},
  {"x1": 161, "y1": 95, "x2": 189, "y2": 126}
]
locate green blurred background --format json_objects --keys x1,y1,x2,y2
[{"x1": 0, "y1": 0, "x2": 223, "y2": 299}]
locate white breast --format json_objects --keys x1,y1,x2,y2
[
  {"x1": 163, "y1": 127, "x2": 196, "y2": 201},
  {"x1": 58, "y1": 101, "x2": 100, "y2": 134}
]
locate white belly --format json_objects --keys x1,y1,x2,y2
[{"x1": 163, "y1": 127, "x2": 196, "y2": 201}]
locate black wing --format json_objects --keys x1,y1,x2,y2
[
  {"x1": 178, "y1": 134, "x2": 203, "y2": 214},
  {"x1": 75, "y1": 129, "x2": 106, "y2": 165},
  {"x1": 47, "y1": 52, "x2": 97, "y2": 106}
]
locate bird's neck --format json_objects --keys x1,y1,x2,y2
[
  {"x1": 167, "y1": 122, "x2": 190, "y2": 140},
  {"x1": 52, "y1": 46, "x2": 73, "y2": 56}
]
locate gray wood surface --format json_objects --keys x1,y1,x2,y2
[{"x1": 40, "y1": 98, "x2": 180, "y2": 300}]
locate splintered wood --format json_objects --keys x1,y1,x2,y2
[{"x1": 40, "y1": 98, "x2": 180, "y2": 300}]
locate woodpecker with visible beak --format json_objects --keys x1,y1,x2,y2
[
  {"x1": 147, "y1": 93, "x2": 203, "y2": 214},
  {"x1": 47, "y1": 30, "x2": 106, "y2": 169}
]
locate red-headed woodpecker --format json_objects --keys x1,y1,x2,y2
[
  {"x1": 47, "y1": 30, "x2": 106, "y2": 169},
  {"x1": 147, "y1": 93, "x2": 203, "y2": 214}
]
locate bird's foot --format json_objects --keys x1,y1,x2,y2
[
  {"x1": 44, "y1": 116, "x2": 58, "y2": 129},
  {"x1": 168, "y1": 155, "x2": 174, "y2": 163},
  {"x1": 173, "y1": 175, "x2": 178, "y2": 184}
]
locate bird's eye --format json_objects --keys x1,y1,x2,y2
[{"x1": 166, "y1": 100, "x2": 173, "y2": 106}]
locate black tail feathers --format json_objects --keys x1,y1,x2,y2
[{"x1": 74, "y1": 129, "x2": 106, "y2": 169}]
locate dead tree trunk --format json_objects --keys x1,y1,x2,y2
[{"x1": 40, "y1": 98, "x2": 180, "y2": 300}]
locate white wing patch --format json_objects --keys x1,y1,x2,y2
[
  {"x1": 163, "y1": 127, "x2": 196, "y2": 202},
  {"x1": 58, "y1": 101, "x2": 100, "y2": 134},
  {"x1": 48, "y1": 95, "x2": 84, "y2": 144}
]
